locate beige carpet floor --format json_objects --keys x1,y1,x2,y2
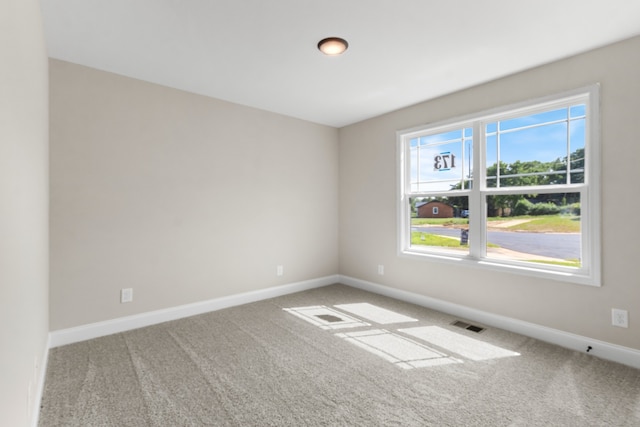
[{"x1": 39, "y1": 284, "x2": 640, "y2": 426}]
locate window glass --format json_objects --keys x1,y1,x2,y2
[
  {"x1": 498, "y1": 107, "x2": 567, "y2": 131},
  {"x1": 485, "y1": 193, "x2": 581, "y2": 268},
  {"x1": 409, "y1": 128, "x2": 472, "y2": 192},
  {"x1": 410, "y1": 196, "x2": 470, "y2": 256},
  {"x1": 398, "y1": 87, "x2": 599, "y2": 286},
  {"x1": 485, "y1": 105, "x2": 586, "y2": 188},
  {"x1": 569, "y1": 120, "x2": 585, "y2": 184}
]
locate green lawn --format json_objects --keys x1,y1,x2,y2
[
  {"x1": 411, "y1": 232, "x2": 467, "y2": 248},
  {"x1": 504, "y1": 215, "x2": 580, "y2": 233},
  {"x1": 527, "y1": 259, "x2": 581, "y2": 268},
  {"x1": 412, "y1": 215, "x2": 579, "y2": 233},
  {"x1": 411, "y1": 232, "x2": 502, "y2": 249},
  {"x1": 411, "y1": 217, "x2": 469, "y2": 226}
]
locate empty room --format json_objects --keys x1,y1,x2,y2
[{"x1": 2, "y1": 1, "x2": 640, "y2": 426}]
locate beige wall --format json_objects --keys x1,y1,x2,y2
[
  {"x1": 49, "y1": 60, "x2": 339, "y2": 330},
  {"x1": 339, "y1": 36, "x2": 640, "y2": 350},
  {"x1": 46, "y1": 31, "x2": 640, "y2": 351},
  {"x1": 0, "y1": 0, "x2": 49, "y2": 425}
]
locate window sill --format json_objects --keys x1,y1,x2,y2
[{"x1": 399, "y1": 248, "x2": 600, "y2": 287}]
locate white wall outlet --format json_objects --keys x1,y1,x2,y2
[
  {"x1": 612, "y1": 308, "x2": 628, "y2": 328},
  {"x1": 377, "y1": 264, "x2": 384, "y2": 275},
  {"x1": 121, "y1": 288, "x2": 133, "y2": 303},
  {"x1": 276, "y1": 265, "x2": 284, "y2": 277}
]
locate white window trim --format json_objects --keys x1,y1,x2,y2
[{"x1": 397, "y1": 85, "x2": 601, "y2": 286}]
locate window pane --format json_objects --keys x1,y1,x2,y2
[
  {"x1": 485, "y1": 193, "x2": 581, "y2": 268},
  {"x1": 569, "y1": 119, "x2": 585, "y2": 184},
  {"x1": 410, "y1": 142, "x2": 418, "y2": 191},
  {"x1": 410, "y1": 196, "x2": 470, "y2": 255},
  {"x1": 500, "y1": 122, "x2": 567, "y2": 164},
  {"x1": 570, "y1": 105, "x2": 585, "y2": 118},
  {"x1": 463, "y1": 132, "x2": 473, "y2": 190},
  {"x1": 484, "y1": 105, "x2": 589, "y2": 188},
  {"x1": 499, "y1": 108, "x2": 567, "y2": 132},
  {"x1": 409, "y1": 128, "x2": 472, "y2": 192},
  {"x1": 485, "y1": 133, "x2": 498, "y2": 188}
]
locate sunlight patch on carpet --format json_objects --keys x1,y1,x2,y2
[
  {"x1": 400, "y1": 326, "x2": 520, "y2": 361},
  {"x1": 334, "y1": 303, "x2": 418, "y2": 324},
  {"x1": 284, "y1": 304, "x2": 519, "y2": 369},
  {"x1": 335, "y1": 329, "x2": 463, "y2": 369},
  {"x1": 283, "y1": 306, "x2": 369, "y2": 330}
]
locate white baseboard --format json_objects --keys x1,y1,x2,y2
[
  {"x1": 48, "y1": 273, "x2": 640, "y2": 370},
  {"x1": 50, "y1": 275, "x2": 338, "y2": 348},
  {"x1": 339, "y1": 275, "x2": 640, "y2": 370}
]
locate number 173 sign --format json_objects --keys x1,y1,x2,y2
[{"x1": 434, "y1": 152, "x2": 456, "y2": 171}]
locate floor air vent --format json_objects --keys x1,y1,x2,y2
[
  {"x1": 315, "y1": 314, "x2": 343, "y2": 323},
  {"x1": 452, "y1": 320, "x2": 485, "y2": 333}
]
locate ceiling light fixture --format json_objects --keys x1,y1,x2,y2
[{"x1": 317, "y1": 37, "x2": 349, "y2": 56}]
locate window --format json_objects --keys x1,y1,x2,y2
[{"x1": 398, "y1": 86, "x2": 600, "y2": 286}]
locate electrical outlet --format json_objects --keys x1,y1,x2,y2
[
  {"x1": 377, "y1": 264, "x2": 384, "y2": 275},
  {"x1": 121, "y1": 288, "x2": 133, "y2": 303},
  {"x1": 612, "y1": 308, "x2": 628, "y2": 328},
  {"x1": 276, "y1": 265, "x2": 284, "y2": 277}
]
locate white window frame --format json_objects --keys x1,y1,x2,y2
[{"x1": 397, "y1": 85, "x2": 601, "y2": 286}]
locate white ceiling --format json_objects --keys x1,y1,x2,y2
[{"x1": 40, "y1": 0, "x2": 640, "y2": 128}]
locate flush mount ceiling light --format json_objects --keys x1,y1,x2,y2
[{"x1": 317, "y1": 37, "x2": 349, "y2": 56}]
